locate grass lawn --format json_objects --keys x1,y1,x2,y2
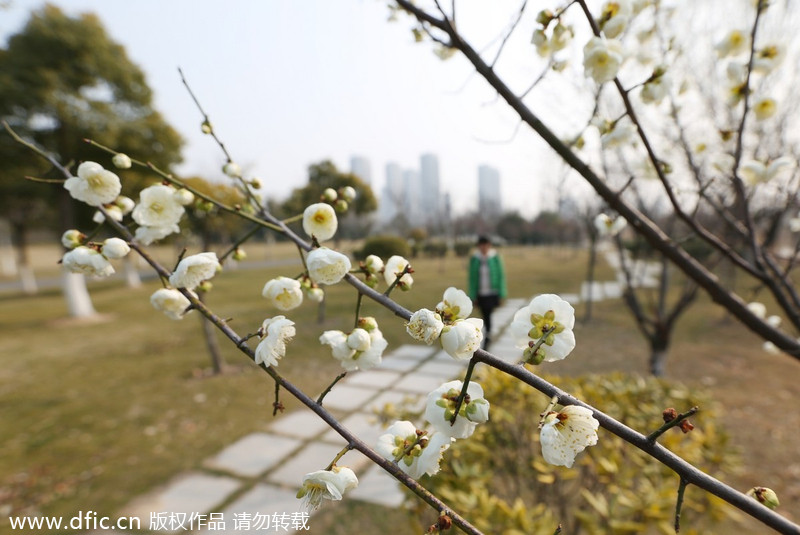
[{"x1": 1, "y1": 242, "x2": 798, "y2": 533}]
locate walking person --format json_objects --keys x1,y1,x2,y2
[{"x1": 468, "y1": 236, "x2": 507, "y2": 349}]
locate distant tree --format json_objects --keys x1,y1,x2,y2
[
  {"x1": 495, "y1": 211, "x2": 531, "y2": 244},
  {"x1": 0, "y1": 5, "x2": 183, "y2": 311}
]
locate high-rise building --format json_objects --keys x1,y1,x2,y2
[
  {"x1": 380, "y1": 162, "x2": 404, "y2": 224},
  {"x1": 350, "y1": 155, "x2": 372, "y2": 184},
  {"x1": 403, "y1": 169, "x2": 421, "y2": 222},
  {"x1": 478, "y1": 165, "x2": 502, "y2": 218},
  {"x1": 419, "y1": 153, "x2": 441, "y2": 224}
]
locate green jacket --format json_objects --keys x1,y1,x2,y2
[{"x1": 468, "y1": 251, "x2": 507, "y2": 300}]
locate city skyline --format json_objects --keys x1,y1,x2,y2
[{"x1": 1, "y1": 1, "x2": 566, "y2": 218}]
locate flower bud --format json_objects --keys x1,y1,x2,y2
[
  {"x1": 201, "y1": 120, "x2": 213, "y2": 134},
  {"x1": 174, "y1": 188, "x2": 195, "y2": 206},
  {"x1": 747, "y1": 487, "x2": 780, "y2": 510},
  {"x1": 662, "y1": 408, "x2": 678, "y2": 423},
  {"x1": 61, "y1": 229, "x2": 85, "y2": 250},
  {"x1": 112, "y1": 153, "x2": 132, "y2": 169},
  {"x1": 101, "y1": 237, "x2": 130, "y2": 259},
  {"x1": 197, "y1": 280, "x2": 213, "y2": 292},
  {"x1": 340, "y1": 186, "x2": 356, "y2": 202},
  {"x1": 306, "y1": 286, "x2": 324, "y2": 303},
  {"x1": 364, "y1": 255, "x2": 384, "y2": 275},
  {"x1": 358, "y1": 316, "x2": 378, "y2": 332},
  {"x1": 321, "y1": 188, "x2": 338, "y2": 202},
  {"x1": 334, "y1": 199, "x2": 348, "y2": 213},
  {"x1": 365, "y1": 273, "x2": 379, "y2": 288},
  {"x1": 249, "y1": 178, "x2": 262, "y2": 190},
  {"x1": 232, "y1": 247, "x2": 247, "y2": 262},
  {"x1": 223, "y1": 161, "x2": 241, "y2": 178}
]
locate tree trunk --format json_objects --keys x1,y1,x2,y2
[
  {"x1": 62, "y1": 268, "x2": 97, "y2": 318},
  {"x1": 583, "y1": 235, "x2": 598, "y2": 323},
  {"x1": 0, "y1": 219, "x2": 18, "y2": 277},
  {"x1": 198, "y1": 292, "x2": 225, "y2": 374},
  {"x1": 122, "y1": 256, "x2": 142, "y2": 288},
  {"x1": 649, "y1": 334, "x2": 670, "y2": 377},
  {"x1": 9, "y1": 221, "x2": 38, "y2": 294}
]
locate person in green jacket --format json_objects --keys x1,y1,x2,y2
[{"x1": 468, "y1": 236, "x2": 507, "y2": 349}]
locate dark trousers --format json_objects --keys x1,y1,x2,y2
[{"x1": 476, "y1": 294, "x2": 500, "y2": 340}]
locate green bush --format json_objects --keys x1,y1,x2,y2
[
  {"x1": 415, "y1": 370, "x2": 738, "y2": 534},
  {"x1": 422, "y1": 240, "x2": 448, "y2": 258},
  {"x1": 454, "y1": 240, "x2": 473, "y2": 257},
  {"x1": 355, "y1": 235, "x2": 410, "y2": 260}
]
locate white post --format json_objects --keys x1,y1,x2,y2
[{"x1": 62, "y1": 268, "x2": 97, "y2": 318}]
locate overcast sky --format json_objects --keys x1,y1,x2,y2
[{"x1": 2, "y1": 0, "x2": 576, "y2": 216}]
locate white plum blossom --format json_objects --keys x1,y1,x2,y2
[
  {"x1": 540, "y1": 405, "x2": 600, "y2": 468},
  {"x1": 715, "y1": 29, "x2": 748, "y2": 57},
  {"x1": 112, "y1": 153, "x2": 132, "y2": 169},
  {"x1": 115, "y1": 195, "x2": 135, "y2": 215},
  {"x1": 262, "y1": 276, "x2": 304, "y2": 311},
  {"x1": 132, "y1": 184, "x2": 185, "y2": 228},
  {"x1": 739, "y1": 157, "x2": 794, "y2": 186},
  {"x1": 306, "y1": 247, "x2": 352, "y2": 285},
  {"x1": 296, "y1": 466, "x2": 358, "y2": 512},
  {"x1": 64, "y1": 161, "x2": 122, "y2": 207},
  {"x1": 384, "y1": 255, "x2": 413, "y2": 290},
  {"x1": 302, "y1": 203, "x2": 338, "y2": 242},
  {"x1": 101, "y1": 238, "x2": 130, "y2": 259},
  {"x1": 134, "y1": 223, "x2": 180, "y2": 246},
  {"x1": 62, "y1": 246, "x2": 114, "y2": 277},
  {"x1": 440, "y1": 318, "x2": 484, "y2": 361},
  {"x1": 424, "y1": 380, "x2": 490, "y2": 439},
  {"x1": 598, "y1": 0, "x2": 632, "y2": 39},
  {"x1": 169, "y1": 252, "x2": 220, "y2": 290},
  {"x1": 173, "y1": 188, "x2": 195, "y2": 206},
  {"x1": 600, "y1": 120, "x2": 637, "y2": 149},
  {"x1": 789, "y1": 213, "x2": 800, "y2": 233},
  {"x1": 753, "y1": 44, "x2": 783, "y2": 74},
  {"x1": 320, "y1": 326, "x2": 388, "y2": 371},
  {"x1": 640, "y1": 70, "x2": 670, "y2": 104},
  {"x1": 510, "y1": 294, "x2": 576, "y2": 364},
  {"x1": 583, "y1": 37, "x2": 624, "y2": 84},
  {"x1": 436, "y1": 287, "x2": 473, "y2": 323},
  {"x1": 747, "y1": 301, "x2": 767, "y2": 319},
  {"x1": 150, "y1": 288, "x2": 193, "y2": 320},
  {"x1": 594, "y1": 213, "x2": 627, "y2": 237},
  {"x1": 255, "y1": 316, "x2": 295, "y2": 367},
  {"x1": 61, "y1": 229, "x2": 84, "y2": 249},
  {"x1": 375, "y1": 421, "x2": 453, "y2": 479},
  {"x1": 92, "y1": 205, "x2": 123, "y2": 224},
  {"x1": 406, "y1": 309, "x2": 444, "y2": 345},
  {"x1": 753, "y1": 97, "x2": 777, "y2": 120}
]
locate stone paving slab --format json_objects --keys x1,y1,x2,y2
[
  {"x1": 394, "y1": 373, "x2": 451, "y2": 395},
  {"x1": 198, "y1": 483, "x2": 304, "y2": 534},
  {"x1": 320, "y1": 411, "x2": 388, "y2": 448},
  {"x1": 120, "y1": 472, "x2": 241, "y2": 527},
  {"x1": 205, "y1": 433, "x2": 303, "y2": 477},
  {"x1": 267, "y1": 442, "x2": 367, "y2": 487},
  {"x1": 343, "y1": 369, "x2": 404, "y2": 389},
  {"x1": 390, "y1": 344, "x2": 438, "y2": 360},
  {"x1": 317, "y1": 384, "x2": 378, "y2": 412},
  {"x1": 267, "y1": 410, "x2": 333, "y2": 440},
  {"x1": 377, "y1": 356, "x2": 420, "y2": 372},
  {"x1": 347, "y1": 465, "x2": 407, "y2": 508},
  {"x1": 364, "y1": 390, "x2": 425, "y2": 414},
  {"x1": 414, "y1": 360, "x2": 466, "y2": 379}
]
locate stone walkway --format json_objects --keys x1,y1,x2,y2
[{"x1": 111, "y1": 276, "x2": 632, "y2": 533}]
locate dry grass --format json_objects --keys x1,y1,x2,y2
[{"x1": 1, "y1": 243, "x2": 798, "y2": 533}]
